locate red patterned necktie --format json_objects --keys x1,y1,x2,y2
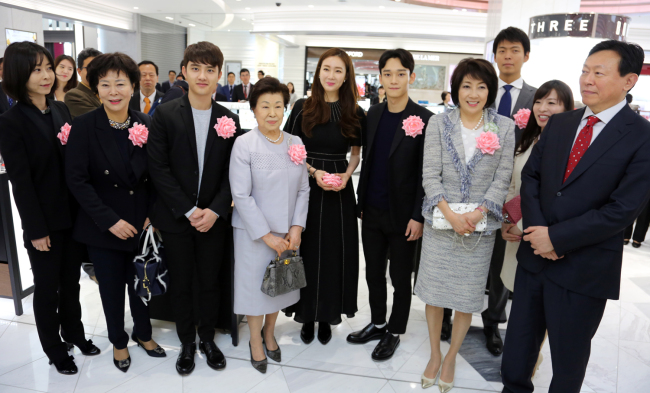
[{"x1": 564, "y1": 115, "x2": 600, "y2": 183}]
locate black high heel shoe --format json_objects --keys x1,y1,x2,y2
[
  {"x1": 300, "y1": 322, "x2": 315, "y2": 344},
  {"x1": 65, "y1": 339, "x2": 101, "y2": 356},
  {"x1": 624, "y1": 239, "x2": 630, "y2": 245},
  {"x1": 131, "y1": 333, "x2": 166, "y2": 357},
  {"x1": 633, "y1": 241, "x2": 642, "y2": 248},
  {"x1": 261, "y1": 328, "x2": 281, "y2": 362},
  {"x1": 113, "y1": 346, "x2": 131, "y2": 373},
  {"x1": 49, "y1": 355, "x2": 78, "y2": 375},
  {"x1": 249, "y1": 341, "x2": 267, "y2": 374},
  {"x1": 318, "y1": 322, "x2": 332, "y2": 345}
]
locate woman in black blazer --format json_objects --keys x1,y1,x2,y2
[
  {"x1": 0, "y1": 42, "x2": 100, "y2": 375},
  {"x1": 66, "y1": 53, "x2": 165, "y2": 373}
]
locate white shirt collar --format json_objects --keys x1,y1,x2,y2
[
  {"x1": 583, "y1": 99, "x2": 627, "y2": 125},
  {"x1": 498, "y1": 77, "x2": 524, "y2": 90},
  {"x1": 141, "y1": 90, "x2": 156, "y2": 103}
]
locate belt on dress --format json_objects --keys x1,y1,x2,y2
[{"x1": 307, "y1": 152, "x2": 348, "y2": 161}]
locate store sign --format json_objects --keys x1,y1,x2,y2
[
  {"x1": 413, "y1": 54, "x2": 440, "y2": 61},
  {"x1": 529, "y1": 13, "x2": 630, "y2": 40},
  {"x1": 346, "y1": 51, "x2": 364, "y2": 58}
]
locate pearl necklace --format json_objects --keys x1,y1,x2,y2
[
  {"x1": 459, "y1": 110, "x2": 485, "y2": 131},
  {"x1": 262, "y1": 130, "x2": 283, "y2": 143}
]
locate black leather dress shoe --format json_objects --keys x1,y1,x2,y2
[
  {"x1": 200, "y1": 340, "x2": 226, "y2": 370},
  {"x1": 49, "y1": 355, "x2": 78, "y2": 375},
  {"x1": 441, "y1": 315, "x2": 452, "y2": 341},
  {"x1": 346, "y1": 323, "x2": 387, "y2": 344},
  {"x1": 484, "y1": 326, "x2": 503, "y2": 356},
  {"x1": 301, "y1": 322, "x2": 315, "y2": 344},
  {"x1": 371, "y1": 332, "x2": 400, "y2": 361},
  {"x1": 176, "y1": 342, "x2": 196, "y2": 376},
  {"x1": 66, "y1": 339, "x2": 101, "y2": 356},
  {"x1": 317, "y1": 323, "x2": 332, "y2": 345}
]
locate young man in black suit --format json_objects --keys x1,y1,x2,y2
[
  {"x1": 478, "y1": 27, "x2": 538, "y2": 356},
  {"x1": 148, "y1": 41, "x2": 242, "y2": 376},
  {"x1": 129, "y1": 61, "x2": 164, "y2": 115},
  {"x1": 232, "y1": 68, "x2": 254, "y2": 102},
  {"x1": 501, "y1": 40, "x2": 650, "y2": 393},
  {"x1": 349, "y1": 49, "x2": 432, "y2": 361}
]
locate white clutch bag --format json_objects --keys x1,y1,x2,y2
[{"x1": 432, "y1": 203, "x2": 487, "y2": 231}]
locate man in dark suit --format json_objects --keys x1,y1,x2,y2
[
  {"x1": 129, "y1": 61, "x2": 164, "y2": 115},
  {"x1": 348, "y1": 49, "x2": 431, "y2": 361},
  {"x1": 217, "y1": 71, "x2": 236, "y2": 102},
  {"x1": 480, "y1": 27, "x2": 538, "y2": 355},
  {"x1": 232, "y1": 68, "x2": 254, "y2": 102},
  {"x1": 161, "y1": 70, "x2": 176, "y2": 93},
  {"x1": 148, "y1": 41, "x2": 242, "y2": 376},
  {"x1": 501, "y1": 40, "x2": 650, "y2": 393},
  {"x1": 64, "y1": 48, "x2": 102, "y2": 119}
]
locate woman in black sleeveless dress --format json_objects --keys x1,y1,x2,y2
[{"x1": 284, "y1": 48, "x2": 366, "y2": 344}]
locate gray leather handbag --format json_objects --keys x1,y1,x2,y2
[{"x1": 261, "y1": 251, "x2": 307, "y2": 297}]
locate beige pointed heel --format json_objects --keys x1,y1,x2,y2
[
  {"x1": 438, "y1": 358, "x2": 455, "y2": 393},
  {"x1": 421, "y1": 352, "x2": 443, "y2": 389}
]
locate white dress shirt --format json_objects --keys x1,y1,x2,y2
[
  {"x1": 574, "y1": 99, "x2": 627, "y2": 147},
  {"x1": 494, "y1": 77, "x2": 523, "y2": 117},
  {"x1": 461, "y1": 124, "x2": 484, "y2": 163},
  {"x1": 140, "y1": 90, "x2": 157, "y2": 113}
]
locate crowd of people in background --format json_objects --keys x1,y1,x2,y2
[{"x1": 0, "y1": 25, "x2": 649, "y2": 393}]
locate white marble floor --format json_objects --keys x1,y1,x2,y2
[{"x1": 1, "y1": 244, "x2": 650, "y2": 393}]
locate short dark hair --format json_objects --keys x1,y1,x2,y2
[
  {"x1": 183, "y1": 41, "x2": 224, "y2": 72},
  {"x1": 379, "y1": 48, "x2": 415, "y2": 75},
  {"x1": 378, "y1": 85, "x2": 385, "y2": 90},
  {"x1": 493, "y1": 27, "x2": 530, "y2": 55},
  {"x1": 77, "y1": 48, "x2": 102, "y2": 69},
  {"x1": 176, "y1": 73, "x2": 185, "y2": 80},
  {"x1": 441, "y1": 91, "x2": 449, "y2": 101},
  {"x1": 53, "y1": 54, "x2": 78, "y2": 93},
  {"x1": 258, "y1": 70, "x2": 265, "y2": 76},
  {"x1": 168, "y1": 70, "x2": 176, "y2": 75},
  {"x1": 138, "y1": 60, "x2": 159, "y2": 75},
  {"x1": 227, "y1": 72, "x2": 235, "y2": 77},
  {"x1": 450, "y1": 58, "x2": 498, "y2": 109},
  {"x1": 249, "y1": 77, "x2": 290, "y2": 109},
  {"x1": 0, "y1": 57, "x2": 3, "y2": 65},
  {"x1": 2, "y1": 42, "x2": 55, "y2": 105},
  {"x1": 588, "y1": 40, "x2": 644, "y2": 81},
  {"x1": 626, "y1": 93, "x2": 634, "y2": 104},
  {"x1": 86, "y1": 52, "x2": 140, "y2": 94},
  {"x1": 240, "y1": 68, "x2": 250, "y2": 76}
]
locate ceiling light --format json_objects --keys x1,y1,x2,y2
[
  {"x1": 395, "y1": 0, "x2": 401, "y2": 2},
  {"x1": 245, "y1": 7, "x2": 250, "y2": 10},
  {"x1": 308, "y1": 5, "x2": 314, "y2": 7},
  {"x1": 189, "y1": 23, "x2": 195, "y2": 26},
  {"x1": 165, "y1": 16, "x2": 173, "y2": 20},
  {"x1": 379, "y1": 5, "x2": 385, "y2": 9},
  {"x1": 133, "y1": 6, "x2": 139, "y2": 9},
  {"x1": 242, "y1": 18, "x2": 246, "y2": 21}
]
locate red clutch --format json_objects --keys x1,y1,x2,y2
[{"x1": 503, "y1": 195, "x2": 522, "y2": 224}]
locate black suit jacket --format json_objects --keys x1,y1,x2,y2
[
  {"x1": 129, "y1": 90, "x2": 165, "y2": 114},
  {"x1": 232, "y1": 83, "x2": 254, "y2": 102},
  {"x1": 518, "y1": 104, "x2": 650, "y2": 300},
  {"x1": 148, "y1": 94, "x2": 242, "y2": 233},
  {"x1": 161, "y1": 81, "x2": 172, "y2": 93},
  {"x1": 357, "y1": 99, "x2": 432, "y2": 229},
  {"x1": 0, "y1": 100, "x2": 75, "y2": 240},
  {"x1": 66, "y1": 107, "x2": 154, "y2": 251},
  {"x1": 0, "y1": 84, "x2": 10, "y2": 115},
  {"x1": 490, "y1": 80, "x2": 537, "y2": 143}
]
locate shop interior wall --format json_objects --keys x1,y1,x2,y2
[{"x1": 0, "y1": 5, "x2": 44, "y2": 54}]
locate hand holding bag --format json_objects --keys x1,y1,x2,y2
[
  {"x1": 432, "y1": 203, "x2": 487, "y2": 231},
  {"x1": 261, "y1": 251, "x2": 307, "y2": 297},
  {"x1": 133, "y1": 225, "x2": 170, "y2": 305},
  {"x1": 503, "y1": 195, "x2": 522, "y2": 224}
]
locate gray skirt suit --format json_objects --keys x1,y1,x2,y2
[
  {"x1": 414, "y1": 108, "x2": 515, "y2": 313},
  {"x1": 230, "y1": 128, "x2": 310, "y2": 316}
]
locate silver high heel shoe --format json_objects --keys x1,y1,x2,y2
[
  {"x1": 421, "y1": 352, "x2": 444, "y2": 389},
  {"x1": 249, "y1": 341, "x2": 267, "y2": 374},
  {"x1": 261, "y1": 328, "x2": 281, "y2": 363},
  {"x1": 438, "y1": 359, "x2": 455, "y2": 393}
]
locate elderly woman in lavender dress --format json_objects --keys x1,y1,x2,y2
[{"x1": 415, "y1": 58, "x2": 515, "y2": 392}]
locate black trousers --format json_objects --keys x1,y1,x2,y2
[
  {"x1": 501, "y1": 265, "x2": 606, "y2": 393},
  {"x1": 24, "y1": 229, "x2": 86, "y2": 362},
  {"x1": 161, "y1": 219, "x2": 227, "y2": 344},
  {"x1": 624, "y1": 200, "x2": 650, "y2": 243},
  {"x1": 87, "y1": 246, "x2": 152, "y2": 349},
  {"x1": 361, "y1": 206, "x2": 417, "y2": 335},
  {"x1": 482, "y1": 229, "x2": 509, "y2": 328}
]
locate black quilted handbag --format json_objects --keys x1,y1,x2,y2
[
  {"x1": 261, "y1": 251, "x2": 307, "y2": 297},
  {"x1": 133, "y1": 225, "x2": 169, "y2": 305}
]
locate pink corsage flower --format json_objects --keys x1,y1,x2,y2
[
  {"x1": 402, "y1": 115, "x2": 425, "y2": 138},
  {"x1": 57, "y1": 122, "x2": 71, "y2": 145},
  {"x1": 513, "y1": 108, "x2": 531, "y2": 129},
  {"x1": 475, "y1": 131, "x2": 501, "y2": 155},
  {"x1": 288, "y1": 144, "x2": 307, "y2": 165},
  {"x1": 128, "y1": 122, "x2": 149, "y2": 147},
  {"x1": 322, "y1": 173, "x2": 343, "y2": 187},
  {"x1": 215, "y1": 116, "x2": 237, "y2": 139}
]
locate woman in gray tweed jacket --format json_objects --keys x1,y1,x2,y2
[{"x1": 415, "y1": 58, "x2": 515, "y2": 392}]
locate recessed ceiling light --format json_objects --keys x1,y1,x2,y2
[
  {"x1": 189, "y1": 23, "x2": 195, "y2": 26},
  {"x1": 308, "y1": 5, "x2": 314, "y2": 7},
  {"x1": 133, "y1": 6, "x2": 139, "y2": 9},
  {"x1": 245, "y1": 7, "x2": 250, "y2": 10},
  {"x1": 242, "y1": 18, "x2": 246, "y2": 21},
  {"x1": 228, "y1": 29, "x2": 231, "y2": 31},
  {"x1": 165, "y1": 16, "x2": 173, "y2": 20},
  {"x1": 379, "y1": 5, "x2": 385, "y2": 9}
]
